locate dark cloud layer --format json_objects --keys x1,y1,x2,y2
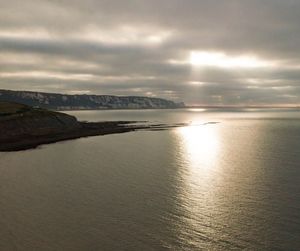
[{"x1": 1, "y1": 0, "x2": 300, "y2": 105}]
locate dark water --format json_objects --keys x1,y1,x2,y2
[{"x1": 0, "y1": 109, "x2": 300, "y2": 250}]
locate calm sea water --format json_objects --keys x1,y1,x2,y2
[{"x1": 0, "y1": 109, "x2": 300, "y2": 250}]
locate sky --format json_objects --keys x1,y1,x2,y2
[{"x1": 1, "y1": 0, "x2": 300, "y2": 106}]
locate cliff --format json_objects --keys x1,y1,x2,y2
[{"x1": 0, "y1": 89, "x2": 185, "y2": 110}]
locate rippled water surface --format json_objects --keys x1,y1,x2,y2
[{"x1": 0, "y1": 109, "x2": 300, "y2": 250}]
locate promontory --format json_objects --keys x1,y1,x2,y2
[{"x1": 0, "y1": 102, "x2": 141, "y2": 151}]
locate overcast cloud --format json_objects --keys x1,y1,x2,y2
[{"x1": 1, "y1": 0, "x2": 300, "y2": 105}]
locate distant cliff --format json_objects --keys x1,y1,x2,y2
[{"x1": 0, "y1": 89, "x2": 185, "y2": 110}]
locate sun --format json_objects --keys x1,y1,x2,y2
[{"x1": 189, "y1": 51, "x2": 273, "y2": 69}]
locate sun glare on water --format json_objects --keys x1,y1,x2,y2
[{"x1": 178, "y1": 124, "x2": 220, "y2": 169}]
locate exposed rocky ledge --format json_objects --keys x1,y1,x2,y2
[
  {"x1": 0, "y1": 102, "x2": 141, "y2": 151},
  {"x1": 0, "y1": 102, "x2": 187, "y2": 152}
]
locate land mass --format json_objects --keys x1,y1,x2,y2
[
  {"x1": 0, "y1": 102, "x2": 186, "y2": 152},
  {"x1": 0, "y1": 89, "x2": 185, "y2": 110}
]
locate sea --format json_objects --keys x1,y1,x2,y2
[{"x1": 0, "y1": 108, "x2": 299, "y2": 250}]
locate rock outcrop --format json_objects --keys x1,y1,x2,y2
[
  {"x1": 0, "y1": 102, "x2": 79, "y2": 142},
  {"x1": 0, "y1": 102, "x2": 188, "y2": 152},
  {"x1": 0, "y1": 102, "x2": 141, "y2": 151}
]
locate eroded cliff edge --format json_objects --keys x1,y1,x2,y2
[{"x1": 0, "y1": 89, "x2": 185, "y2": 110}]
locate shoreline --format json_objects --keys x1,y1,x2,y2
[
  {"x1": 0, "y1": 121, "x2": 142, "y2": 152},
  {"x1": 0, "y1": 121, "x2": 188, "y2": 152},
  {"x1": 0, "y1": 101, "x2": 190, "y2": 152}
]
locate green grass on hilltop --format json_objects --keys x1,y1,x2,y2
[
  {"x1": 0, "y1": 101, "x2": 60, "y2": 118},
  {"x1": 0, "y1": 102, "x2": 31, "y2": 116}
]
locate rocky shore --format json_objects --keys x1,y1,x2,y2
[
  {"x1": 0, "y1": 102, "x2": 140, "y2": 151},
  {"x1": 0, "y1": 101, "x2": 186, "y2": 152}
]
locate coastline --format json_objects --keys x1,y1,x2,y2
[
  {"x1": 0, "y1": 121, "x2": 142, "y2": 152},
  {"x1": 0, "y1": 101, "x2": 190, "y2": 152},
  {"x1": 0, "y1": 120, "x2": 188, "y2": 152}
]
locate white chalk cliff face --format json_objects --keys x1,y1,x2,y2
[{"x1": 0, "y1": 90, "x2": 185, "y2": 110}]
